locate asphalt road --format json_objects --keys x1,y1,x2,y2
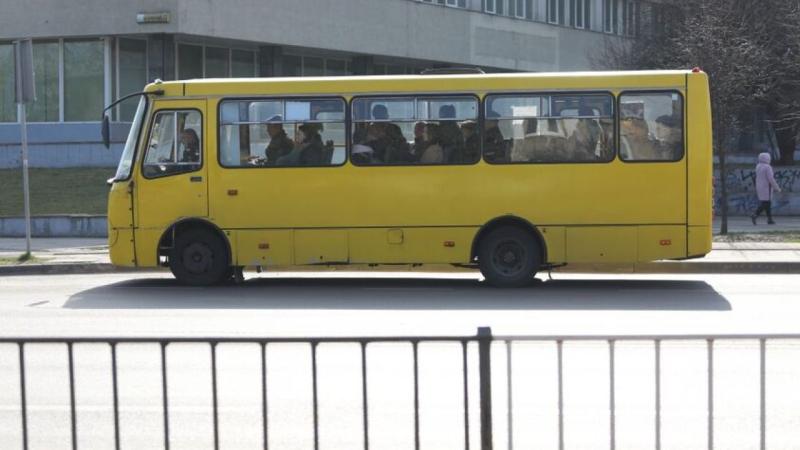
[{"x1": 1, "y1": 271, "x2": 800, "y2": 449}]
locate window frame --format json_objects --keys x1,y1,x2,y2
[
  {"x1": 141, "y1": 108, "x2": 205, "y2": 179},
  {"x1": 482, "y1": 90, "x2": 618, "y2": 165},
  {"x1": 485, "y1": 0, "x2": 497, "y2": 14},
  {"x1": 349, "y1": 93, "x2": 482, "y2": 167},
  {"x1": 617, "y1": 89, "x2": 685, "y2": 164},
  {"x1": 114, "y1": 96, "x2": 149, "y2": 182},
  {"x1": 216, "y1": 95, "x2": 349, "y2": 170}
]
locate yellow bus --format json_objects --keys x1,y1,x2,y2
[{"x1": 104, "y1": 70, "x2": 712, "y2": 287}]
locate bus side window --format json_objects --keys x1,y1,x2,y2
[
  {"x1": 142, "y1": 110, "x2": 203, "y2": 178},
  {"x1": 218, "y1": 98, "x2": 345, "y2": 168},
  {"x1": 485, "y1": 93, "x2": 614, "y2": 164},
  {"x1": 619, "y1": 92, "x2": 684, "y2": 162}
]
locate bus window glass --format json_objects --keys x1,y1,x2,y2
[
  {"x1": 219, "y1": 98, "x2": 346, "y2": 167},
  {"x1": 484, "y1": 93, "x2": 615, "y2": 164},
  {"x1": 619, "y1": 92, "x2": 683, "y2": 161},
  {"x1": 143, "y1": 110, "x2": 202, "y2": 178},
  {"x1": 351, "y1": 96, "x2": 480, "y2": 165}
]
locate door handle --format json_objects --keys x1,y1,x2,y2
[{"x1": 190, "y1": 176, "x2": 203, "y2": 182}]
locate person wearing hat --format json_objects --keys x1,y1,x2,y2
[
  {"x1": 460, "y1": 120, "x2": 480, "y2": 163},
  {"x1": 277, "y1": 122, "x2": 325, "y2": 166},
  {"x1": 264, "y1": 115, "x2": 294, "y2": 165},
  {"x1": 483, "y1": 109, "x2": 506, "y2": 163}
]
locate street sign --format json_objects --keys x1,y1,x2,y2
[{"x1": 14, "y1": 39, "x2": 35, "y2": 256}]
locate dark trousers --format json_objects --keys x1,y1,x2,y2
[{"x1": 753, "y1": 201, "x2": 773, "y2": 220}]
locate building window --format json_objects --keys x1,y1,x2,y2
[
  {"x1": 26, "y1": 41, "x2": 60, "y2": 122},
  {"x1": 571, "y1": 0, "x2": 591, "y2": 29},
  {"x1": 281, "y1": 55, "x2": 352, "y2": 77},
  {"x1": 64, "y1": 39, "x2": 104, "y2": 122},
  {"x1": 445, "y1": 0, "x2": 467, "y2": 7},
  {"x1": 0, "y1": 43, "x2": 15, "y2": 122},
  {"x1": 117, "y1": 38, "x2": 147, "y2": 122},
  {"x1": 622, "y1": 0, "x2": 638, "y2": 36},
  {"x1": 204, "y1": 46, "x2": 229, "y2": 78},
  {"x1": 604, "y1": 0, "x2": 619, "y2": 33},
  {"x1": 1, "y1": 41, "x2": 60, "y2": 123},
  {"x1": 548, "y1": 0, "x2": 565, "y2": 24},
  {"x1": 485, "y1": 0, "x2": 496, "y2": 14},
  {"x1": 231, "y1": 49, "x2": 256, "y2": 77},
  {"x1": 508, "y1": 0, "x2": 526, "y2": 18},
  {"x1": 178, "y1": 44, "x2": 203, "y2": 79}
]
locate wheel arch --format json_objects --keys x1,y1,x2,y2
[
  {"x1": 156, "y1": 218, "x2": 232, "y2": 266},
  {"x1": 471, "y1": 215, "x2": 548, "y2": 263}
]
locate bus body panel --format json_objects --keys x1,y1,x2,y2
[
  {"x1": 107, "y1": 180, "x2": 136, "y2": 266},
  {"x1": 686, "y1": 72, "x2": 713, "y2": 256}
]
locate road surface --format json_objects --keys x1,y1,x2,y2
[{"x1": 1, "y1": 271, "x2": 799, "y2": 449}]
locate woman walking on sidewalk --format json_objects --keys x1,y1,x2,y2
[{"x1": 751, "y1": 152, "x2": 782, "y2": 225}]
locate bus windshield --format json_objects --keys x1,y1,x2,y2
[{"x1": 113, "y1": 96, "x2": 147, "y2": 181}]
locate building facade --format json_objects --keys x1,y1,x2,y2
[{"x1": 0, "y1": 0, "x2": 657, "y2": 168}]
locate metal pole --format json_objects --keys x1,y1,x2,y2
[
  {"x1": 18, "y1": 102, "x2": 32, "y2": 255},
  {"x1": 477, "y1": 327, "x2": 493, "y2": 450}
]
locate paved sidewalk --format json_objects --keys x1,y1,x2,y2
[
  {"x1": 713, "y1": 216, "x2": 800, "y2": 233},
  {"x1": 1, "y1": 229, "x2": 799, "y2": 276}
]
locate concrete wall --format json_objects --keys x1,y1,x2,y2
[
  {"x1": 0, "y1": 123, "x2": 128, "y2": 168},
  {"x1": 1, "y1": 0, "x2": 615, "y2": 72},
  {"x1": 0, "y1": 215, "x2": 107, "y2": 237},
  {"x1": 715, "y1": 166, "x2": 800, "y2": 216}
]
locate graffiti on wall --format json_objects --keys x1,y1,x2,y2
[
  {"x1": 715, "y1": 166, "x2": 800, "y2": 215},
  {"x1": 719, "y1": 167, "x2": 800, "y2": 193}
]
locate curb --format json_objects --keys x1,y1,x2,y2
[
  {"x1": 555, "y1": 261, "x2": 800, "y2": 274},
  {"x1": 1, "y1": 261, "x2": 800, "y2": 276},
  {"x1": 0, "y1": 263, "x2": 164, "y2": 276}
]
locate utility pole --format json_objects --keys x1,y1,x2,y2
[{"x1": 14, "y1": 39, "x2": 35, "y2": 256}]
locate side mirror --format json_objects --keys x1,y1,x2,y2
[{"x1": 101, "y1": 115, "x2": 111, "y2": 149}]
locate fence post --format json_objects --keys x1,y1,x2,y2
[{"x1": 477, "y1": 327, "x2": 493, "y2": 450}]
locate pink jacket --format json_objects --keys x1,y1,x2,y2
[{"x1": 755, "y1": 152, "x2": 781, "y2": 201}]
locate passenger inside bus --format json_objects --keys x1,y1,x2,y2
[
  {"x1": 277, "y1": 123, "x2": 325, "y2": 166},
  {"x1": 654, "y1": 114, "x2": 682, "y2": 159},
  {"x1": 437, "y1": 105, "x2": 466, "y2": 163},
  {"x1": 366, "y1": 105, "x2": 411, "y2": 163},
  {"x1": 179, "y1": 128, "x2": 200, "y2": 163},
  {"x1": 461, "y1": 121, "x2": 480, "y2": 163},
  {"x1": 483, "y1": 110, "x2": 506, "y2": 163},
  {"x1": 264, "y1": 116, "x2": 294, "y2": 165},
  {"x1": 419, "y1": 123, "x2": 444, "y2": 163}
]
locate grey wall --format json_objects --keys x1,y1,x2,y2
[
  {"x1": 0, "y1": 123, "x2": 127, "y2": 168},
  {"x1": 1, "y1": 0, "x2": 617, "y2": 72},
  {"x1": 0, "y1": 0, "x2": 178, "y2": 39}
]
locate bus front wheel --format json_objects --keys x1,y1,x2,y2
[
  {"x1": 170, "y1": 228, "x2": 230, "y2": 286},
  {"x1": 478, "y1": 226, "x2": 541, "y2": 288}
]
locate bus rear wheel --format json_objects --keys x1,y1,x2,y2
[
  {"x1": 478, "y1": 226, "x2": 541, "y2": 288},
  {"x1": 170, "y1": 228, "x2": 230, "y2": 286}
]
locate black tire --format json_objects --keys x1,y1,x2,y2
[
  {"x1": 477, "y1": 226, "x2": 541, "y2": 288},
  {"x1": 169, "y1": 228, "x2": 230, "y2": 286}
]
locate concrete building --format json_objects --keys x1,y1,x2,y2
[{"x1": 1, "y1": 0, "x2": 659, "y2": 168}]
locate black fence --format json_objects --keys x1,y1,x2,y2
[{"x1": 2, "y1": 329, "x2": 800, "y2": 450}]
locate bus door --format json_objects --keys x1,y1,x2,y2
[{"x1": 134, "y1": 101, "x2": 208, "y2": 264}]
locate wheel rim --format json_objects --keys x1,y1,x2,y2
[
  {"x1": 182, "y1": 242, "x2": 214, "y2": 274},
  {"x1": 491, "y1": 239, "x2": 527, "y2": 277}
]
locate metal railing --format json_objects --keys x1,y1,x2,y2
[{"x1": 2, "y1": 329, "x2": 799, "y2": 450}]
